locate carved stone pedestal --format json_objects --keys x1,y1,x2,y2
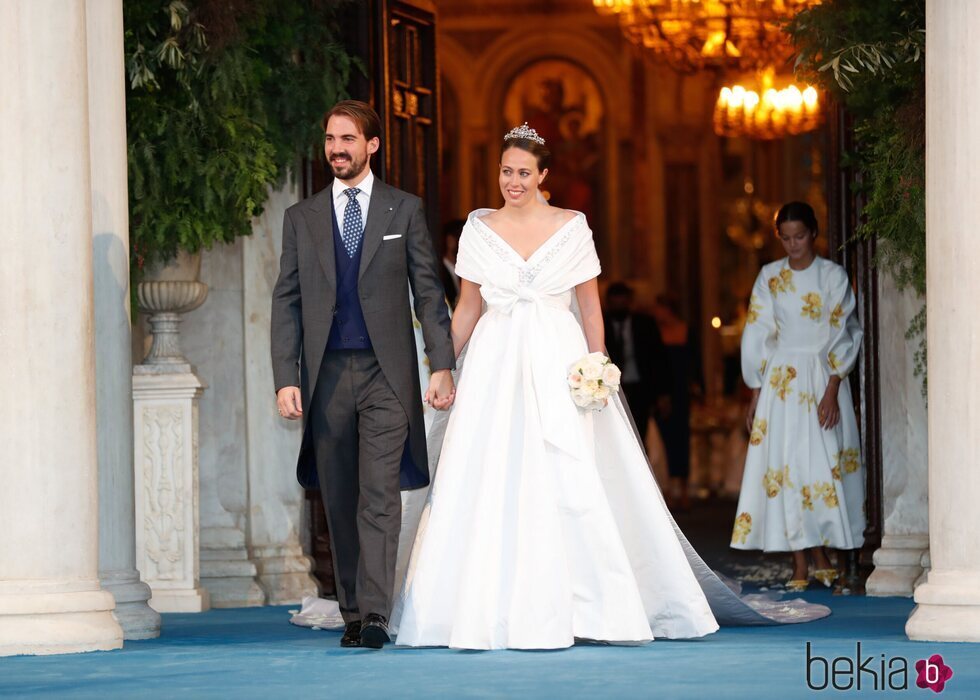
[{"x1": 133, "y1": 371, "x2": 210, "y2": 613}]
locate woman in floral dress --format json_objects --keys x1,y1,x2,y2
[{"x1": 733, "y1": 202, "x2": 865, "y2": 591}]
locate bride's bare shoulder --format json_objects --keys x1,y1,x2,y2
[
  {"x1": 551, "y1": 208, "x2": 582, "y2": 227},
  {"x1": 477, "y1": 208, "x2": 501, "y2": 225}
]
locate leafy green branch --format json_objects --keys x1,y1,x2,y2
[{"x1": 814, "y1": 30, "x2": 924, "y2": 91}]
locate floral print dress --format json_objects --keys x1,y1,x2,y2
[{"x1": 732, "y1": 257, "x2": 865, "y2": 552}]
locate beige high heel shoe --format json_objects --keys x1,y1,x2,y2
[
  {"x1": 785, "y1": 578, "x2": 810, "y2": 592},
  {"x1": 813, "y1": 568, "x2": 838, "y2": 588}
]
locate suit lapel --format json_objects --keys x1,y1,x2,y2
[
  {"x1": 302, "y1": 189, "x2": 336, "y2": 288},
  {"x1": 358, "y1": 179, "x2": 397, "y2": 281}
]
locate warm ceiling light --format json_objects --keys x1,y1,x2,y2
[
  {"x1": 593, "y1": 0, "x2": 822, "y2": 72},
  {"x1": 713, "y1": 68, "x2": 823, "y2": 140}
]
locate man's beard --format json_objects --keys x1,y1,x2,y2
[{"x1": 329, "y1": 152, "x2": 367, "y2": 180}]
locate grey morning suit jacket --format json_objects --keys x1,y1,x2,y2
[{"x1": 270, "y1": 178, "x2": 455, "y2": 490}]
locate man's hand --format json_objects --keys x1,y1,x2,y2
[
  {"x1": 276, "y1": 386, "x2": 303, "y2": 420},
  {"x1": 425, "y1": 369, "x2": 456, "y2": 411}
]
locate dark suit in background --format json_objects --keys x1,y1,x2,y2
[{"x1": 604, "y1": 310, "x2": 668, "y2": 443}]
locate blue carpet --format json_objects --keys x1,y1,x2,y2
[{"x1": 1, "y1": 594, "x2": 978, "y2": 698}]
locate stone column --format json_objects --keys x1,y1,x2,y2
[
  {"x1": 0, "y1": 0, "x2": 123, "y2": 656},
  {"x1": 87, "y1": 0, "x2": 160, "y2": 638},
  {"x1": 906, "y1": 0, "x2": 980, "y2": 642},
  {"x1": 866, "y1": 277, "x2": 928, "y2": 597},
  {"x1": 182, "y1": 242, "x2": 265, "y2": 608},
  {"x1": 243, "y1": 185, "x2": 319, "y2": 604}
]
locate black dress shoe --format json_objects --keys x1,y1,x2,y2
[
  {"x1": 359, "y1": 613, "x2": 391, "y2": 649},
  {"x1": 340, "y1": 620, "x2": 362, "y2": 648}
]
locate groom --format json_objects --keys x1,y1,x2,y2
[{"x1": 271, "y1": 100, "x2": 455, "y2": 649}]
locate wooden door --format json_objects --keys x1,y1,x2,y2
[{"x1": 826, "y1": 103, "x2": 882, "y2": 594}]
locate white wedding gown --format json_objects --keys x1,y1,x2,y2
[{"x1": 390, "y1": 209, "x2": 829, "y2": 650}]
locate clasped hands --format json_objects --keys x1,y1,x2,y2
[
  {"x1": 425, "y1": 369, "x2": 456, "y2": 411},
  {"x1": 276, "y1": 369, "x2": 456, "y2": 419}
]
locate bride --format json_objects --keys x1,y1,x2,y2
[{"x1": 391, "y1": 124, "x2": 828, "y2": 650}]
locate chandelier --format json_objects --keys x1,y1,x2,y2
[
  {"x1": 713, "y1": 69, "x2": 821, "y2": 139},
  {"x1": 593, "y1": 0, "x2": 822, "y2": 72}
]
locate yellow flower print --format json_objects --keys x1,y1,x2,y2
[
  {"x1": 798, "y1": 391, "x2": 818, "y2": 411},
  {"x1": 750, "y1": 418, "x2": 768, "y2": 446},
  {"x1": 732, "y1": 512, "x2": 753, "y2": 545},
  {"x1": 801, "y1": 292, "x2": 823, "y2": 321},
  {"x1": 831, "y1": 464, "x2": 842, "y2": 481},
  {"x1": 828, "y1": 351, "x2": 842, "y2": 372},
  {"x1": 780, "y1": 268, "x2": 796, "y2": 292},
  {"x1": 747, "y1": 295, "x2": 762, "y2": 324},
  {"x1": 801, "y1": 485, "x2": 814, "y2": 511},
  {"x1": 763, "y1": 465, "x2": 794, "y2": 498},
  {"x1": 763, "y1": 467, "x2": 781, "y2": 498},
  {"x1": 769, "y1": 365, "x2": 797, "y2": 400},
  {"x1": 838, "y1": 448, "x2": 860, "y2": 474},
  {"x1": 767, "y1": 268, "x2": 797, "y2": 297},
  {"x1": 813, "y1": 482, "x2": 840, "y2": 508},
  {"x1": 781, "y1": 465, "x2": 794, "y2": 490},
  {"x1": 830, "y1": 304, "x2": 844, "y2": 329}
]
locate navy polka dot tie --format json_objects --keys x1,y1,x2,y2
[{"x1": 341, "y1": 187, "x2": 363, "y2": 257}]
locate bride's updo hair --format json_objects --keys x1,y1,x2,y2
[{"x1": 502, "y1": 122, "x2": 551, "y2": 171}]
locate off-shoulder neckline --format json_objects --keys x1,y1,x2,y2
[{"x1": 470, "y1": 209, "x2": 584, "y2": 264}]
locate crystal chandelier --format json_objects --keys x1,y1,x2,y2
[
  {"x1": 593, "y1": 0, "x2": 822, "y2": 72},
  {"x1": 713, "y1": 69, "x2": 822, "y2": 139}
]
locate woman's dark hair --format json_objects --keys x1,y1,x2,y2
[
  {"x1": 501, "y1": 138, "x2": 551, "y2": 171},
  {"x1": 774, "y1": 201, "x2": 818, "y2": 236}
]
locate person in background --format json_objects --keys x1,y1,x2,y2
[
  {"x1": 440, "y1": 219, "x2": 464, "y2": 308},
  {"x1": 733, "y1": 201, "x2": 865, "y2": 592},
  {"x1": 652, "y1": 293, "x2": 692, "y2": 512},
  {"x1": 603, "y1": 282, "x2": 668, "y2": 445}
]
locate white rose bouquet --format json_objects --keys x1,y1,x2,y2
[{"x1": 567, "y1": 352, "x2": 621, "y2": 410}]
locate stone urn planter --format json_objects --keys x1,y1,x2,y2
[{"x1": 137, "y1": 250, "x2": 209, "y2": 371}]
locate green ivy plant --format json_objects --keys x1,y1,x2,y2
[
  {"x1": 125, "y1": 0, "x2": 358, "y2": 284},
  {"x1": 787, "y1": 0, "x2": 926, "y2": 389}
]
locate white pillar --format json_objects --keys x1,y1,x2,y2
[
  {"x1": 866, "y1": 279, "x2": 928, "y2": 597},
  {"x1": 0, "y1": 0, "x2": 124, "y2": 656},
  {"x1": 906, "y1": 0, "x2": 980, "y2": 642},
  {"x1": 87, "y1": 0, "x2": 160, "y2": 638},
  {"x1": 133, "y1": 373, "x2": 211, "y2": 612},
  {"x1": 243, "y1": 185, "x2": 319, "y2": 604}
]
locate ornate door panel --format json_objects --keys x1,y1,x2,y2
[{"x1": 380, "y1": 0, "x2": 440, "y2": 235}]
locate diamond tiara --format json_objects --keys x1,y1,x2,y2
[{"x1": 504, "y1": 122, "x2": 545, "y2": 145}]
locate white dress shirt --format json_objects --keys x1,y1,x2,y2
[{"x1": 332, "y1": 168, "x2": 374, "y2": 233}]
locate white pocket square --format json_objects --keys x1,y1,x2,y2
[{"x1": 382, "y1": 234, "x2": 402, "y2": 241}]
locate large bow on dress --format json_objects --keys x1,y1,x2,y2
[{"x1": 481, "y1": 278, "x2": 585, "y2": 461}]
